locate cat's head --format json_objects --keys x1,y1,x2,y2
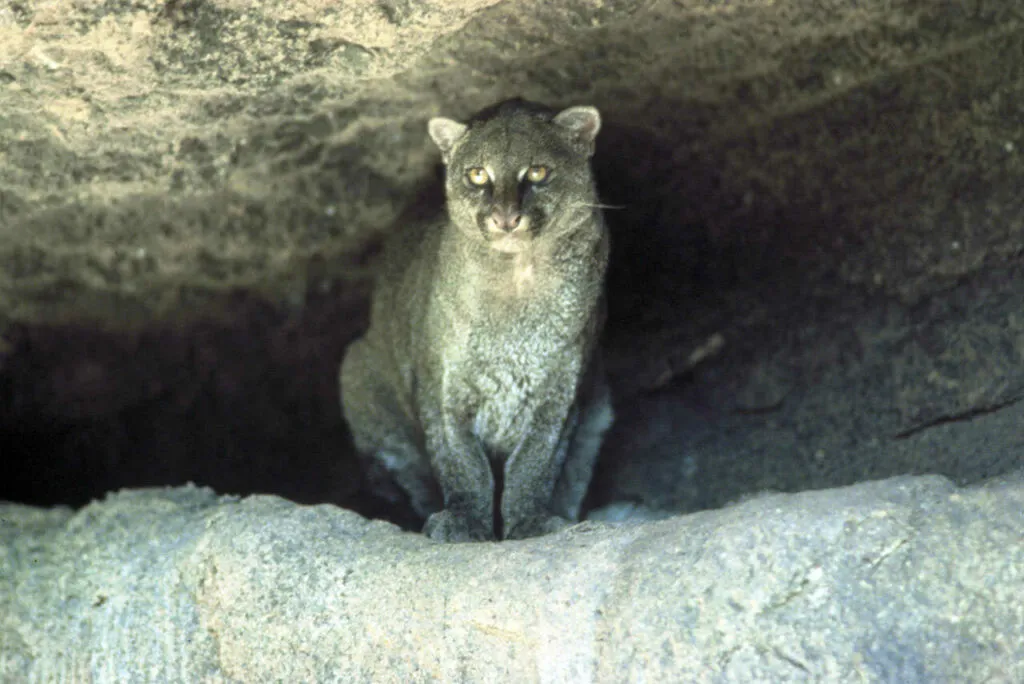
[{"x1": 428, "y1": 99, "x2": 601, "y2": 253}]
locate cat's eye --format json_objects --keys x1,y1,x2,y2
[
  {"x1": 465, "y1": 167, "x2": 490, "y2": 186},
  {"x1": 525, "y1": 165, "x2": 550, "y2": 184}
]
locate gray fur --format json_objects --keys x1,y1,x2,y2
[{"x1": 340, "y1": 99, "x2": 613, "y2": 542}]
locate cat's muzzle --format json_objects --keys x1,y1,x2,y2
[
  {"x1": 482, "y1": 210, "x2": 534, "y2": 253},
  {"x1": 485, "y1": 206, "x2": 526, "y2": 234}
]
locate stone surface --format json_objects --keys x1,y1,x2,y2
[
  {"x1": 2, "y1": 475, "x2": 1022, "y2": 682},
  {"x1": 1, "y1": 2, "x2": 1023, "y2": 677},
  {"x1": 2, "y1": 1, "x2": 1023, "y2": 514}
]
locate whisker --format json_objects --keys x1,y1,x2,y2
[{"x1": 576, "y1": 202, "x2": 626, "y2": 211}]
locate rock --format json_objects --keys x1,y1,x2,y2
[
  {"x1": 2, "y1": 0, "x2": 1022, "y2": 513},
  {"x1": 2, "y1": 475, "x2": 1021, "y2": 682},
  {"x1": 1, "y1": 2, "x2": 1023, "y2": 677}
]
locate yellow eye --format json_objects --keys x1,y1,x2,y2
[
  {"x1": 466, "y1": 167, "x2": 490, "y2": 186},
  {"x1": 525, "y1": 165, "x2": 549, "y2": 184}
]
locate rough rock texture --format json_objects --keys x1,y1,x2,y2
[
  {"x1": 1, "y1": 1, "x2": 1023, "y2": 677},
  {"x1": 2, "y1": 476, "x2": 1022, "y2": 682},
  {"x1": 1, "y1": 0, "x2": 1022, "y2": 514}
]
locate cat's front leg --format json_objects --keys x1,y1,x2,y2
[
  {"x1": 423, "y1": 419, "x2": 496, "y2": 542},
  {"x1": 500, "y1": 401, "x2": 578, "y2": 540}
]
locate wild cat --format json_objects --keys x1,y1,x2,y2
[{"x1": 340, "y1": 99, "x2": 613, "y2": 541}]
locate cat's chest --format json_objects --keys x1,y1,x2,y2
[
  {"x1": 428, "y1": 244, "x2": 595, "y2": 446},
  {"x1": 457, "y1": 278, "x2": 585, "y2": 376},
  {"x1": 461, "y1": 339, "x2": 579, "y2": 452},
  {"x1": 457, "y1": 256, "x2": 590, "y2": 333},
  {"x1": 474, "y1": 255, "x2": 562, "y2": 308},
  {"x1": 435, "y1": 301, "x2": 581, "y2": 445}
]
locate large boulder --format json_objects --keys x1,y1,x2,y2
[
  {"x1": 0, "y1": 1, "x2": 1021, "y2": 677},
  {"x1": 2, "y1": 474, "x2": 1022, "y2": 681},
  {"x1": 1, "y1": 0, "x2": 1021, "y2": 512}
]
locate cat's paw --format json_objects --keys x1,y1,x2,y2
[
  {"x1": 504, "y1": 514, "x2": 572, "y2": 540},
  {"x1": 423, "y1": 509, "x2": 494, "y2": 543}
]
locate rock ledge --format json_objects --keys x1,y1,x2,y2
[{"x1": 2, "y1": 474, "x2": 1021, "y2": 682}]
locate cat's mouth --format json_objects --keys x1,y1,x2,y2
[{"x1": 482, "y1": 215, "x2": 534, "y2": 253}]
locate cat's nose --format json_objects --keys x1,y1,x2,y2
[{"x1": 490, "y1": 207, "x2": 522, "y2": 233}]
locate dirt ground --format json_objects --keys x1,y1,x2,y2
[{"x1": 1, "y1": 0, "x2": 1021, "y2": 524}]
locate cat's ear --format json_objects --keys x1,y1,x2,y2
[
  {"x1": 552, "y1": 106, "x2": 601, "y2": 156},
  {"x1": 428, "y1": 117, "x2": 468, "y2": 163}
]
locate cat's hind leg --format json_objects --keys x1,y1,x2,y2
[
  {"x1": 552, "y1": 364, "x2": 613, "y2": 521},
  {"x1": 340, "y1": 339, "x2": 441, "y2": 519}
]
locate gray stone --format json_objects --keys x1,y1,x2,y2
[
  {"x1": 2, "y1": 0, "x2": 1022, "y2": 512},
  {"x1": 1, "y1": 2, "x2": 1023, "y2": 678},
  {"x1": 2, "y1": 475, "x2": 1021, "y2": 682}
]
